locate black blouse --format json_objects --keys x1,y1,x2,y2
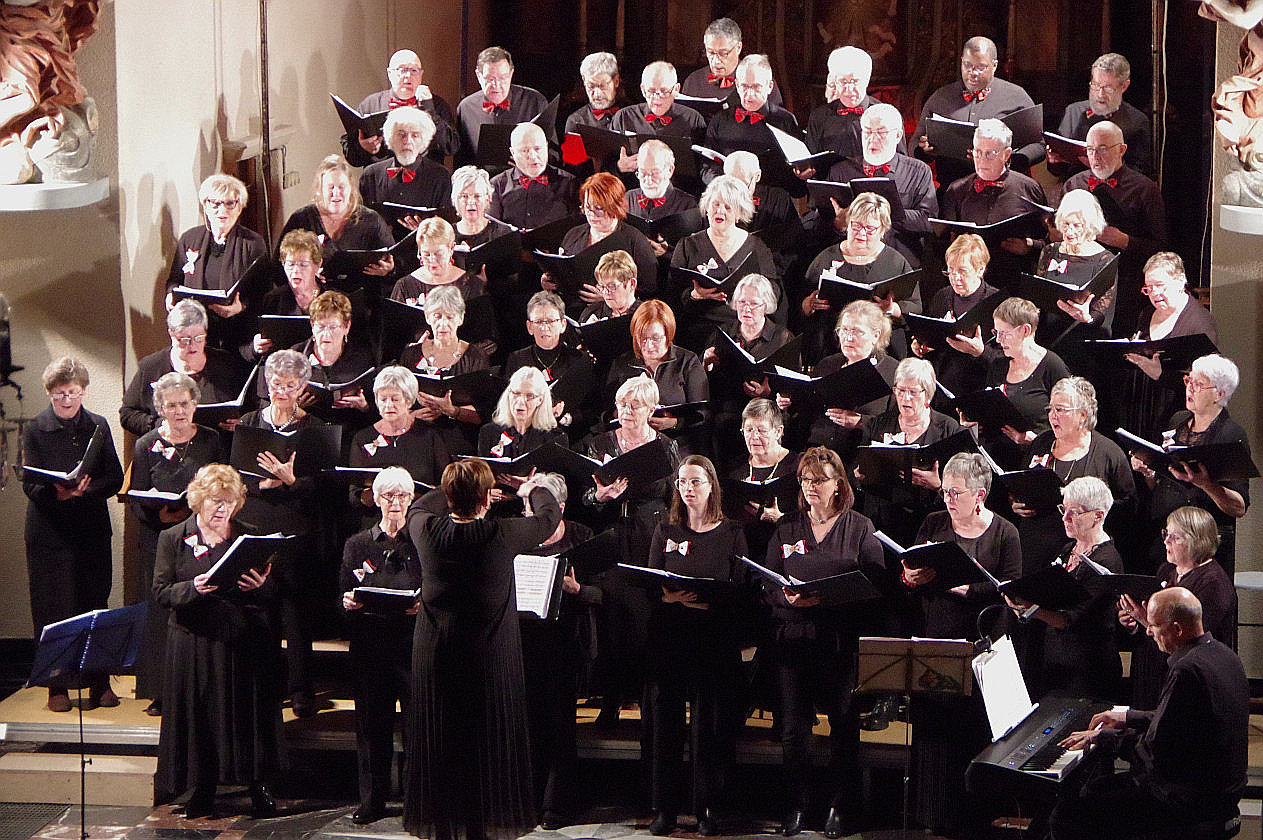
[{"x1": 913, "y1": 510, "x2": 1022, "y2": 639}]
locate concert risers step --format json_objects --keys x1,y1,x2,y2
[{"x1": 0, "y1": 752, "x2": 156, "y2": 805}]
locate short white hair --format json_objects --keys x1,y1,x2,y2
[
  {"x1": 736, "y1": 53, "x2": 772, "y2": 81},
  {"x1": 730, "y1": 274, "x2": 777, "y2": 315},
  {"x1": 510, "y1": 122, "x2": 546, "y2": 150},
  {"x1": 372, "y1": 466, "x2": 416, "y2": 500},
  {"x1": 972, "y1": 117, "x2": 1012, "y2": 149},
  {"x1": 374, "y1": 365, "x2": 420, "y2": 403},
  {"x1": 615, "y1": 373, "x2": 659, "y2": 409},
  {"x1": 642, "y1": 61, "x2": 678, "y2": 88},
  {"x1": 1190, "y1": 354, "x2": 1239, "y2": 405},
  {"x1": 1055, "y1": 190, "x2": 1106, "y2": 240},
  {"x1": 827, "y1": 46, "x2": 872, "y2": 85},
  {"x1": 580, "y1": 51, "x2": 618, "y2": 80},
  {"x1": 700, "y1": 174, "x2": 755, "y2": 225},
  {"x1": 451, "y1": 165, "x2": 491, "y2": 204},
  {"x1": 894, "y1": 357, "x2": 936, "y2": 395},
  {"x1": 723, "y1": 150, "x2": 761, "y2": 181},
  {"x1": 384, "y1": 106, "x2": 436, "y2": 155},
  {"x1": 1062, "y1": 475, "x2": 1113, "y2": 515},
  {"x1": 638, "y1": 138, "x2": 675, "y2": 169},
  {"x1": 862, "y1": 103, "x2": 903, "y2": 137}
]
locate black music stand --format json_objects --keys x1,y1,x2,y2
[
  {"x1": 27, "y1": 603, "x2": 147, "y2": 840},
  {"x1": 856, "y1": 636, "x2": 976, "y2": 839}
]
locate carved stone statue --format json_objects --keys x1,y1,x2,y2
[{"x1": 0, "y1": 0, "x2": 101, "y2": 185}]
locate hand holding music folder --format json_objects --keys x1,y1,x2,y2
[
  {"x1": 566, "y1": 312, "x2": 633, "y2": 360},
  {"x1": 1043, "y1": 131, "x2": 1088, "y2": 161},
  {"x1": 380, "y1": 201, "x2": 445, "y2": 228},
  {"x1": 303, "y1": 368, "x2": 377, "y2": 418},
  {"x1": 331, "y1": 94, "x2": 389, "y2": 138},
  {"x1": 343, "y1": 235, "x2": 415, "y2": 270},
  {"x1": 1081, "y1": 333, "x2": 1218, "y2": 372},
  {"x1": 574, "y1": 124, "x2": 639, "y2": 168},
  {"x1": 22, "y1": 426, "x2": 104, "y2": 485},
  {"x1": 675, "y1": 94, "x2": 728, "y2": 121},
  {"x1": 258, "y1": 315, "x2": 312, "y2": 350},
  {"x1": 451, "y1": 229, "x2": 523, "y2": 276},
  {"x1": 739, "y1": 556, "x2": 881, "y2": 604},
  {"x1": 855, "y1": 429, "x2": 977, "y2": 497},
  {"x1": 204, "y1": 533, "x2": 296, "y2": 590},
  {"x1": 469, "y1": 441, "x2": 602, "y2": 484},
  {"x1": 1018, "y1": 255, "x2": 1120, "y2": 311},
  {"x1": 816, "y1": 267, "x2": 922, "y2": 309},
  {"x1": 925, "y1": 104, "x2": 1043, "y2": 161},
  {"x1": 414, "y1": 369, "x2": 506, "y2": 408},
  {"x1": 623, "y1": 208, "x2": 707, "y2": 246},
  {"x1": 515, "y1": 554, "x2": 568, "y2": 619},
  {"x1": 616, "y1": 562, "x2": 740, "y2": 601},
  {"x1": 720, "y1": 474, "x2": 799, "y2": 522},
  {"x1": 904, "y1": 292, "x2": 1007, "y2": 350},
  {"x1": 769, "y1": 358, "x2": 892, "y2": 412},
  {"x1": 352, "y1": 586, "x2": 420, "y2": 613},
  {"x1": 1115, "y1": 426, "x2": 1260, "y2": 482},
  {"x1": 711, "y1": 330, "x2": 802, "y2": 384},
  {"x1": 671, "y1": 251, "x2": 754, "y2": 296},
  {"x1": 229, "y1": 424, "x2": 342, "y2": 479},
  {"x1": 124, "y1": 487, "x2": 188, "y2": 507},
  {"x1": 767, "y1": 124, "x2": 843, "y2": 173},
  {"x1": 953, "y1": 386, "x2": 1035, "y2": 434},
  {"x1": 592, "y1": 436, "x2": 674, "y2": 485},
  {"x1": 874, "y1": 530, "x2": 992, "y2": 591},
  {"x1": 999, "y1": 564, "x2": 1090, "y2": 611},
  {"x1": 518, "y1": 214, "x2": 585, "y2": 253}
]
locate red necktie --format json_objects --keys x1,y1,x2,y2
[
  {"x1": 387, "y1": 167, "x2": 416, "y2": 183},
  {"x1": 591, "y1": 107, "x2": 617, "y2": 119},
  {"x1": 707, "y1": 73, "x2": 736, "y2": 89},
  {"x1": 962, "y1": 87, "x2": 991, "y2": 103},
  {"x1": 638, "y1": 196, "x2": 666, "y2": 209},
  {"x1": 973, "y1": 177, "x2": 1004, "y2": 192},
  {"x1": 519, "y1": 174, "x2": 549, "y2": 188},
  {"x1": 837, "y1": 106, "x2": 864, "y2": 116},
  {"x1": 863, "y1": 163, "x2": 891, "y2": 176},
  {"x1": 389, "y1": 96, "x2": 417, "y2": 108},
  {"x1": 1087, "y1": 176, "x2": 1118, "y2": 190},
  {"x1": 734, "y1": 108, "x2": 765, "y2": 124},
  {"x1": 1085, "y1": 108, "x2": 1114, "y2": 119},
  {"x1": 481, "y1": 99, "x2": 510, "y2": 113},
  {"x1": 645, "y1": 111, "x2": 673, "y2": 126}
]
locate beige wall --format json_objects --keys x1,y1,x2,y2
[{"x1": 0, "y1": 0, "x2": 467, "y2": 640}]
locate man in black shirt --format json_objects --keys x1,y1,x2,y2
[
  {"x1": 456, "y1": 46, "x2": 551, "y2": 166},
  {"x1": 681, "y1": 17, "x2": 783, "y2": 107},
  {"x1": 1050, "y1": 587, "x2": 1248, "y2": 840},
  {"x1": 564, "y1": 51, "x2": 622, "y2": 134},
  {"x1": 702, "y1": 54, "x2": 800, "y2": 193},
  {"x1": 1054, "y1": 53, "x2": 1153, "y2": 177},
  {"x1": 489, "y1": 123, "x2": 578, "y2": 229},
  {"x1": 342, "y1": 49, "x2": 459, "y2": 167}
]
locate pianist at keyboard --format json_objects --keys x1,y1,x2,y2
[{"x1": 1048, "y1": 587, "x2": 1248, "y2": 840}]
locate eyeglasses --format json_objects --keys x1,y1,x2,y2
[
  {"x1": 992, "y1": 325, "x2": 1025, "y2": 341},
  {"x1": 676, "y1": 478, "x2": 710, "y2": 489},
  {"x1": 961, "y1": 61, "x2": 995, "y2": 73},
  {"x1": 1140, "y1": 281, "x2": 1179, "y2": 295},
  {"x1": 893, "y1": 386, "x2": 925, "y2": 397},
  {"x1": 50, "y1": 390, "x2": 84, "y2": 402},
  {"x1": 203, "y1": 199, "x2": 240, "y2": 210},
  {"x1": 1161, "y1": 529, "x2": 1186, "y2": 544},
  {"x1": 529, "y1": 317, "x2": 563, "y2": 328},
  {"x1": 742, "y1": 426, "x2": 774, "y2": 438},
  {"x1": 581, "y1": 203, "x2": 609, "y2": 217},
  {"x1": 944, "y1": 268, "x2": 978, "y2": 280},
  {"x1": 639, "y1": 333, "x2": 667, "y2": 345},
  {"x1": 268, "y1": 379, "x2": 305, "y2": 396},
  {"x1": 312, "y1": 321, "x2": 346, "y2": 335},
  {"x1": 1084, "y1": 143, "x2": 1122, "y2": 156},
  {"x1": 942, "y1": 488, "x2": 975, "y2": 502},
  {"x1": 282, "y1": 260, "x2": 313, "y2": 271},
  {"x1": 173, "y1": 334, "x2": 208, "y2": 348},
  {"x1": 379, "y1": 492, "x2": 414, "y2": 504},
  {"x1": 1047, "y1": 404, "x2": 1081, "y2": 415},
  {"x1": 834, "y1": 76, "x2": 863, "y2": 88},
  {"x1": 1057, "y1": 504, "x2": 1098, "y2": 518},
  {"x1": 837, "y1": 326, "x2": 871, "y2": 338},
  {"x1": 1183, "y1": 375, "x2": 1217, "y2": 394},
  {"x1": 733, "y1": 299, "x2": 764, "y2": 310},
  {"x1": 1087, "y1": 81, "x2": 1117, "y2": 96},
  {"x1": 390, "y1": 65, "x2": 423, "y2": 76},
  {"x1": 161, "y1": 400, "x2": 194, "y2": 411},
  {"x1": 848, "y1": 221, "x2": 879, "y2": 237},
  {"x1": 970, "y1": 148, "x2": 1006, "y2": 160},
  {"x1": 862, "y1": 128, "x2": 892, "y2": 140},
  {"x1": 736, "y1": 83, "x2": 765, "y2": 94},
  {"x1": 596, "y1": 281, "x2": 626, "y2": 293},
  {"x1": 616, "y1": 400, "x2": 650, "y2": 412},
  {"x1": 456, "y1": 191, "x2": 486, "y2": 202},
  {"x1": 799, "y1": 475, "x2": 836, "y2": 488},
  {"x1": 704, "y1": 46, "x2": 737, "y2": 59},
  {"x1": 509, "y1": 390, "x2": 542, "y2": 402},
  {"x1": 643, "y1": 87, "x2": 674, "y2": 99},
  {"x1": 638, "y1": 166, "x2": 669, "y2": 179},
  {"x1": 583, "y1": 79, "x2": 613, "y2": 92}
]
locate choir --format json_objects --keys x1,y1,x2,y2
[{"x1": 18, "y1": 24, "x2": 1250, "y2": 840}]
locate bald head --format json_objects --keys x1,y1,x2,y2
[
  {"x1": 1147, "y1": 587, "x2": 1204, "y2": 653},
  {"x1": 387, "y1": 50, "x2": 424, "y2": 98},
  {"x1": 510, "y1": 123, "x2": 548, "y2": 178},
  {"x1": 1085, "y1": 121, "x2": 1127, "y2": 178}
]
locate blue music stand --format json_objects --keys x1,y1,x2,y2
[{"x1": 27, "y1": 603, "x2": 148, "y2": 840}]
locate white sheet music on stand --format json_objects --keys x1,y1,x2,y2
[{"x1": 972, "y1": 635, "x2": 1036, "y2": 742}]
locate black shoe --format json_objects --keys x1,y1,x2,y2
[
  {"x1": 290, "y1": 691, "x2": 317, "y2": 719},
  {"x1": 649, "y1": 811, "x2": 677, "y2": 835},
  {"x1": 696, "y1": 808, "x2": 719, "y2": 836},
  {"x1": 182, "y1": 792, "x2": 215, "y2": 820},
  {"x1": 352, "y1": 805, "x2": 384, "y2": 825},
  {"x1": 823, "y1": 807, "x2": 843, "y2": 839},
  {"x1": 249, "y1": 782, "x2": 277, "y2": 818},
  {"x1": 540, "y1": 811, "x2": 567, "y2": 830},
  {"x1": 780, "y1": 809, "x2": 806, "y2": 836},
  {"x1": 144, "y1": 700, "x2": 162, "y2": 717},
  {"x1": 593, "y1": 706, "x2": 620, "y2": 728},
  {"x1": 860, "y1": 695, "x2": 897, "y2": 731}
]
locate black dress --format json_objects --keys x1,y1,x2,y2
[
  {"x1": 22, "y1": 406, "x2": 125, "y2": 692},
  {"x1": 503, "y1": 343, "x2": 597, "y2": 441},
  {"x1": 911, "y1": 510, "x2": 1022, "y2": 640},
  {"x1": 980, "y1": 349, "x2": 1071, "y2": 471},
  {"x1": 671, "y1": 230, "x2": 783, "y2": 353},
  {"x1": 347, "y1": 422, "x2": 452, "y2": 528},
  {"x1": 644, "y1": 520, "x2": 751, "y2": 820},
  {"x1": 799, "y1": 353, "x2": 897, "y2": 461},
  {"x1": 129, "y1": 426, "x2": 224, "y2": 700},
  {"x1": 153, "y1": 519, "x2": 283, "y2": 804},
  {"x1": 402, "y1": 486, "x2": 561, "y2": 840},
  {"x1": 723, "y1": 452, "x2": 802, "y2": 567},
  {"x1": 800, "y1": 244, "x2": 916, "y2": 366},
  {"x1": 399, "y1": 341, "x2": 492, "y2": 457},
  {"x1": 120, "y1": 347, "x2": 248, "y2": 437},
  {"x1": 340, "y1": 524, "x2": 423, "y2": 813},
  {"x1": 165, "y1": 225, "x2": 270, "y2": 353},
  {"x1": 858, "y1": 409, "x2": 962, "y2": 548},
  {"x1": 762, "y1": 509, "x2": 885, "y2": 814},
  {"x1": 1032, "y1": 541, "x2": 1123, "y2": 701}
]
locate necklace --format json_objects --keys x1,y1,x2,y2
[
  {"x1": 267, "y1": 405, "x2": 298, "y2": 431},
  {"x1": 809, "y1": 509, "x2": 836, "y2": 525}
]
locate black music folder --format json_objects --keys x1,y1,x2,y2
[
  {"x1": 767, "y1": 124, "x2": 844, "y2": 172},
  {"x1": 904, "y1": 291, "x2": 1007, "y2": 349},
  {"x1": 124, "y1": 487, "x2": 187, "y2": 507},
  {"x1": 999, "y1": 564, "x2": 1090, "y2": 611},
  {"x1": 343, "y1": 235, "x2": 415, "y2": 270},
  {"x1": 924, "y1": 104, "x2": 1043, "y2": 161},
  {"x1": 566, "y1": 312, "x2": 634, "y2": 360},
  {"x1": 331, "y1": 94, "x2": 389, "y2": 138},
  {"x1": 1081, "y1": 333, "x2": 1218, "y2": 372},
  {"x1": 740, "y1": 556, "x2": 882, "y2": 604},
  {"x1": 471, "y1": 441, "x2": 602, "y2": 483},
  {"x1": 519, "y1": 214, "x2": 586, "y2": 252},
  {"x1": 769, "y1": 357, "x2": 891, "y2": 412},
  {"x1": 592, "y1": 436, "x2": 674, "y2": 485},
  {"x1": 574, "y1": 124, "x2": 638, "y2": 168},
  {"x1": 1017, "y1": 256, "x2": 1120, "y2": 311},
  {"x1": 671, "y1": 252, "x2": 753, "y2": 296},
  {"x1": 451, "y1": 230, "x2": 523, "y2": 277},
  {"x1": 379, "y1": 298, "x2": 428, "y2": 363},
  {"x1": 712, "y1": 330, "x2": 801, "y2": 384},
  {"x1": 954, "y1": 386, "x2": 1036, "y2": 433},
  {"x1": 559, "y1": 528, "x2": 622, "y2": 578},
  {"x1": 817, "y1": 267, "x2": 922, "y2": 308},
  {"x1": 616, "y1": 563, "x2": 741, "y2": 601},
  {"x1": 674, "y1": 94, "x2": 728, "y2": 121},
  {"x1": 258, "y1": 315, "x2": 312, "y2": 350},
  {"x1": 413, "y1": 369, "x2": 506, "y2": 408},
  {"x1": 1115, "y1": 427, "x2": 1260, "y2": 482},
  {"x1": 855, "y1": 430, "x2": 977, "y2": 497},
  {"x1": 721, "y1": 474, "x2": 799, "y2": 519},
  {"x1": 229, "y1": 424, "x2": 342, "y2": 479},
  {"x1": 874, "y1": 531, "x2": 992, "y2": 591},
  {"x1": 205, "y1": 533, "x2": 296, "y2": 590},
  {"x1": 171, "y1": 255, "x2": 274, "y2": 305},
  {"x1": 929, "y1": 212, "x2": 1042, "y2": 241},
  {"x1": 1043, "y1": 131, "x2": 1087, "y2": 160},
  {"x1": 352, "y1": 586, "x2": 420, "y2": 613},
  {"x1": 303, "y1": 368, "x2": 377, "y2": 418},
  {"x1": 22, "y1": 426, "x2": 104, "y2": 485},
  {"x1": 623, "y1": 208, "x2": 707, "y2": 246},
  {"x1": 194, "y1": 363, "x2": 260, "y2": 426}
]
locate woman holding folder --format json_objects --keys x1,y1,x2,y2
[
  {"x1": 477, "y1": 366, "x2": 567, "y2": 460},
  {"x1": 1033, "y1": 189, "x2": 1117, "y2": 344},
  {"x1": 248, "y1": 230, "x2": 326, "y2": 361},
  {"x1": 153, "y1": 464, "x2": 280, "y2": 818},
  {"x1": 643, "y1": 455, "x2": 750, "y2": 837},
  {"x1": 762, "y1": 447, "x2": 884, "y2": 838}
]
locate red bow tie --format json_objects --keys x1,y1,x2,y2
[
  {"x1": 962, "y1": 87, "x2": 991, "y2": 103},
  {"x1": 591, "y1": 107, "x2": 618, "y2": 119},
  {"x1": 752, "y1": 195, "x2": 761, "y2": 207},
  {"x1": 389, "y1": 96, "x2": 417, "y2": 109},
  {"x1": 387, "y1": 166, "x2": 416, "y2": 183},
  {"x1": 638, "y1": 195, "x2": 666, "y2": 209},
  {"x1": 645, "y1": 111, "x2": 673, "y2": 126},
  {"x1": 1085, "y1": 108, "x2": 1114, "y2": 119},
  {"x1": 519, "y1": 174, "x2": 549, "y2": 188},
  {"x1": 837, "y1": 106, "x2": 865, "y2": 116},
  {"x1": 973, "y1": 177, "x2": 1004, "y2": 192},
  {"x1": 707, "y1": 73, "x2": 736, "y2": 88},
  {"x1": 481, "y1": 99, "x2": 510, "y2": 113},
  {"x1": 734, "y1": 108, "x2": 765, "y2": 124},
  {"x1": 863, "y1": 163, "x2": 891, "y2": 176},
  {"x1": 1087, "y1": 176, "x2": 1118, "y2": 190}
]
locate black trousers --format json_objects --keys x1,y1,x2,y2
[
  {"x1": 351, "y1": 631, "x2": 412, "y2": 809},
  {"x1": 27, "y1": 535, "x2": 112, "y2": 693},
  {"x1": 1050, "y1": 771, "x2": 1197, "y2": 840}
]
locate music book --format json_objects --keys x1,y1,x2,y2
[
  {"x1": 171, "y1": 275, "x2": 241, "y2": 305},
  {"x1": 451, "y1": 229, "x2": 523, "y2": 276},
  {"x1": 720, "y1": 474, "x2": 799, "y2": 520},
  {"x1": 258, "y1": 315, "x2": 312, "y2": 350},
  {"x1": 352, "y1": 586, "x2": 420, "y2": 612},
  {"x1": 1115, "y1": 427, "x2": 1260, "y2": 482},
  {"x1": 566, "y1": 312, "x2": 634, "y2": 360},
  {"x1": 1017, "y1": 255, "x2": 1120, "y2": 311},
  {"x1": 817, "y1": 266, "x2": 922, "y2": 308},
  {"x1": 593, "y1": 436, "x2": 675, "y2": 485},
  {"x1": 205, "y1": 532, "x2": 295, "y2": 590},
  {"x1": 769, "y1": 358, "x2": 891, "y2": 412},
  {"x1": 379, "y1": 201, "x2": 445, "y2": 228},
  {"x1": 806, "y1": 178, "x2": 855, "y2": 214},
  {"x1": 767, "y1": 124, "x2": 844, "y2": 172},
  {"x1": 929, "y1": 212, "x2": 1042, "y2": 240},
  {"x1": 469, "y1": 441, "x2": 602, "y2": 484},
  {"x1": 924, "y1": 104, "x2": 1043, "y2": 161},
  {"x1": 739, "y1": 555, "x2": 882, "y2": 603},
  {"x1": 623, "y1": 208, "x2": 707, "y2": 245},
  {"x1": 848, "y1": 176, "x2": 906, "y2": 223},
  {"x1": 712, "y1": 330, "x2": 801, "y2": 384},
  {"x1": 855, "y1": 430, "x2": 977, "y2": 497},
  {"x1": 476, "y1": 124, "x2": 516, "y2": 169},
  {"x1": 379, "y1": 297, "x2": 428, "y2": 363},
  {"x1": 342, "y1": 235, "x2": 415, "y2": 270},
  {"x1": 670, "y1": 251, "x2": 753, "y2": 295},
  {"x1": 953, "y1": 387, "x2": 1035, "y2": 433},
  {"x1": 517, "y1": 214, "x2": 585, "y2": 253},
  {"x1": 1080, "y1": 333, "x2": 1218, "y2": 372},
  {"x1": 675, "y1": 94, "x2": 728, "y2": 120},
  {"x1": 413, "y1": 369, "x2": 507, "y2": 407},
  {"x1": 904, "y1": 291, "x2": 1007, "y2": 349},
  {"x1": 533, "y1": 250, "x2": 590, "y2": 298},
  {"x1": 331, "y1": 93, "x2": 389, "y2": 137},
  {"x1": 975, "y1": 445, "x2": 1067, "y2": 509},
  {"x1": 558, "y1": 528, "x2": 622, "y2": 578},
  {"x1": 1043, "y1": 131, "x2": 1088, "y2": 160},
  {"x1": 574, "y1": 124, "x2": 638, "y2": 167},
  {"x1": 999, "y1": 564, "x2": 1090, "y2": 611},
  {"x1": 534, "y1": 95, "x2": 561, "y2": 133},
  {"x1": 124, "y1": 487, "x2": 187, "y2": 506},
  {"x1": 1095, "y1": 573, "x2": 1163, "y2": 603},
  {"x1": 229, "y1": 424, "x2": 342, "y2": 479},
  {"x1": 514, "y1": 554, "x2": 568, "y2": 620},
  {"x1": 193, "y1": 363, "x2": 260, "y2": 426},
  {"x1": 616, "y1": 562, "x2": 740, "y2": 600},
  {"x1": 303, "y1": 367, "x2": 377, "y2": 418},
  {"x1": 1019, "y1": 195, "x2": 1055, "y2": 215},
  {"x1": 23, "y1": 426, "x2": 104, "y2": 485},
  {"x1": 874, "y1": 531, "x2": 993, "y2": 591}
]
